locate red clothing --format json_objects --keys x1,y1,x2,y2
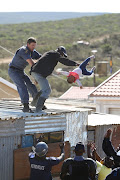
[{"x1": 68, "y1": 72, "x2": 79, "y2": 82}]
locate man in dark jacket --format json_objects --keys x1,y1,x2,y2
[
  {"x1": 102, "y1": 129, "x2": 120, "y2": 168},
  {"x1": 31, "y1": 46, "x2": 79, "y2": 113},
  {"x1": 60, "y1": 142, "x2": 96, "y2": 180}
]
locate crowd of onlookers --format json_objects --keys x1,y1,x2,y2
[{"x1": 29, "y1": 128, "x2": 120, "y2": 180}]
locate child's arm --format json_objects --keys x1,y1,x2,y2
[
  {"x1": 76, "y1": 79, "x2": 83, "y2": 88},
  {"x1": 57, "y1": 70, "x2": 69, "y2": 76}
]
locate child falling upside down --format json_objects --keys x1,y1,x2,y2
[{"x1": 57, "y1": 55, "x2": 96, "y2": 88}]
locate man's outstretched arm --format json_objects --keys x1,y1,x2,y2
[
  {"x1": 58, "y1": 57, "x2": 79, "y2": 66},
  {"x1": 57, "y1": 70, "x2": 69, "y2": 76}
]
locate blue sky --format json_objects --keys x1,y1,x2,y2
[{"x1": 0, "y1": 0, "x2": 120, "y2": 13}]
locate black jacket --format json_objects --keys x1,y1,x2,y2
[
  {"x1": 102, "y1": 137, "x2": 120, "y2": 168},
  {"x1": 60, "y1": 158, "x2": 96, "y2": 180},
  {"x1": 31, "y1": 50, "x2": 77, "y2": 77},
  {"x1": 105, "y1": 168, "x2": 120, "y2": 180}
]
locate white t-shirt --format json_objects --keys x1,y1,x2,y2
[{"x1": 72, "y1": 67, "x2": 82, "y2": 77}]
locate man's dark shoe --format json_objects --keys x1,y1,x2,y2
[
  {"x1": 31, "y1": 91, "x2": 42, "y2": 107},
  {"x1": 22, "y1": 103, "x2": 34, "y2": 113},
  {"x1": 42, "y1": 105, "x2": 47, "y2": 110}
]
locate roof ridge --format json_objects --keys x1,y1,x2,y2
[{"x1": 88, "y1": 69, "x2": 120, "y2": 96}]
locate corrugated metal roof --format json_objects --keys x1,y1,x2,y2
[
  {"x1": 88, "y1": 113, "x2": 120, "y2": 126},
  {"x1": 89, "y1": 69, "x2": 120, "y2": 97},
  {"x1": 0, "y1": 99, "x2": 90, "y2": 121}
]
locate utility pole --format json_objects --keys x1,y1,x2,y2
[
  {"x1": 110, "y1": 55, "x2": 112, "y2": 74},
  {"x1": 93, "y1": 57, "x2": 96, "y2": 87},
  {"x1": 91, "y1": 50, "x2": 98, "y2": 87}
]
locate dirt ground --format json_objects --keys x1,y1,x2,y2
[{"x1": 0, "y1": 58, "x2": 12, "y2": 64}]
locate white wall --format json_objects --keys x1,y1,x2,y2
[{"x1": 96, "y1": 98, "x2": 120, "y2": 115}]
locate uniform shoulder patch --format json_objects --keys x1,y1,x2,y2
[
  {"x1": 25, "y1": 49, "x2": 28, "y2": 54},
  {"x1": 21, "y1": 46, "x2": 28, "y2": 53}
]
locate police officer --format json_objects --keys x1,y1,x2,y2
[
  {"x1": 29, "y1": 141, "x2": 65, "y2": 180},
  {"x1": 31, "y1": 46, "x2": 79, "y2": 113},
  {"x1": 60, "y1": 142, "x2": 96, "y2": 180},
  {"x1": 8, "y1": 37, "x2": 42, "y2": 112}
]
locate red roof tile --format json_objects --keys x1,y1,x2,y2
[
  {"x1": 59, "y1": 86, "x2": 95, "y2": 100},
  {"x1": 89, "y1": 70, "x2": 120, "y2": 97}
]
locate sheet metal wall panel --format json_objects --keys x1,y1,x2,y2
[
  {"x1": 25, "y1": 115, "x2": 66, "y2": 134},
  {"x1": 0, "y1": 136, "x2": 21, "y2": 180},
  {"x1": 64, "y1": 111, "x2": 88, "y2": 147},
  {"x1": 0, "y1": 119, "x2": 25, "y2": 137}
]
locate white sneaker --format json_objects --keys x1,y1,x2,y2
[{"x1": 90, "y1": 55, "x2": 95, "y2": 59}]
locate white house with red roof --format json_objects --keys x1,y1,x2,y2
[{"x1": 89, "y1": 69, "x2": 120, "y2": 115}]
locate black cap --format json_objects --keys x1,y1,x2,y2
[
  {"x1": 58, "y1": 46, "x2": 67, "y2": 57},
  {"x1": 75, "y1": 142, "x2": 85, "y2": 151}
]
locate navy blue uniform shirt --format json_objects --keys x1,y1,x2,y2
[
  {"x1": 9, "y1": 46, "x2": 41, "y2": 70},
  {"x1": 29, "y1": 152, "x2": 60, "y2": 180}
]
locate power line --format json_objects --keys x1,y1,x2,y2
[{"x1": 0, "y1": 45, "x2": 14, "y2": 56}]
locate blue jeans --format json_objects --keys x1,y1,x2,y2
[
  {"x1": 31, "y1": 72, "x2": 51, "y2": 99},
  {"x1": 8, "y1": 68, "x2": 38, "y2": 104},
  {"x1": 79, "y1": 57, "x2": 93, "y2": 75}
]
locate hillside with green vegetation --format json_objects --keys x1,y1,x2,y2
[{"x1": 0, "y1": 13, "x2": 120, "y2": 97}]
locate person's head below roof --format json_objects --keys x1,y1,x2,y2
[
  {"x1": 74, "y1": 142, "x2": 85, "y2": 156},
  {"x1": 33, "y1": 141, "x2": 48, "y2": 158},
  {"x1": 57, "y1": 46, "x2": 68, "y2": 58}
]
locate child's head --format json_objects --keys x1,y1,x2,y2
[{"x1": 67, "y1": 75, "x2": 75, "y2": 84}]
